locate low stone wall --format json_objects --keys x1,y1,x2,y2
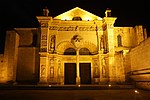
[{"x1": 136, "y1": 82, "x2": 150, "y2": 90}]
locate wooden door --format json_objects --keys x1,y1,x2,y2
[
  {"x1": 64, "y1": 63, "x2": 76, "y2": 85},
  {"x1": 79, "y1": 63, "x2": 91, "y2": 84}
]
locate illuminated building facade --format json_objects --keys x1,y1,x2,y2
[{"x1": 0, "y1": 7, "x2": 148, "y2": 85}]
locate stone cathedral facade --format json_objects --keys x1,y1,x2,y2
[{"x1": 0, "y1": 7, "x2": 147, "y2": 85}]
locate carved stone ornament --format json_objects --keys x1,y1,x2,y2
[
  {"x1": 49, "y1": 26, "x2": 102, "y2": 31},
  {"x1": 71, "y1": 35, "x2": 83, "y2": 48},
  {"x1": 40, "y1": 22, "x2": 48, "y2": 28},
  {"x1": 93, "y1": 59, "x2": 100, "y2": 78}
]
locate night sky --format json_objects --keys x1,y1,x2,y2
[{"x1": 0, "y1": 0, "x2": 150, "y2": 53}]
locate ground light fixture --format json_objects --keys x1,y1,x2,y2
[{"x1": 134, "y1": 90, "x2": 139, "y2": 94}]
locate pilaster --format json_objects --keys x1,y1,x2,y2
[
  {"x1": 37, "y1": 13, "x2": 53, "y2": 85},
  {"x1": 103, "y1": 16, "x2": 117, "y2": 83},
  {"x1": 36, "y1": 16, "x2": 52, "y2": 52},
  {"x1": 38, "y1": 52, "x2": 48, "y2": 84}
]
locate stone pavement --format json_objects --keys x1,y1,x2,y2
[
  {"x1": 0, "y1": 84, "x2": 150, "y2": 100},
  {"x1": 0, "y1": 88, "x2": 150, "y2": 100}
]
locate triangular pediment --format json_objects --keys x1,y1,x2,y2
[{"x1": 54, "y1": 7, "x2": 102, "y2": 21}]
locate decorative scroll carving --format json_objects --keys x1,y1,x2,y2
[
  {"x1": 68, "y1": 26, "x2": 77, "y2": 31},
  {"x1": 41, "y1": 34, "x2": 47, "y2": 40},
  {"x1": 49, "y1": 26, "x2": 102, "y2": 31},
  {"x1": 41, "y1": 41, "x2": 47, "y2": 46},
  {"x1": 71, "y1": 35, "x2": 83, "y2": 48},
  {"x1": 41, "y1": 33, "x2": 47, "y2": 52},
  {"x1": 40, "y1": 22, "x2": 48, "y2": 28},
  {"x1": 49, "y1": 26, "x2": 58, "y2": 30},
  {"x1": 40, "y1": 48, "x2": 47, "y2": 52}
]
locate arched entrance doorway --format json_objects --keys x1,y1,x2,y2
[
  {"x1": 64, "y1": 48, "x2": 76, "y2": 85},
  {"x1": 57, "y1": 41, "x2": 97, "y2": 85}
]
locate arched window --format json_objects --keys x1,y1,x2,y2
[
  {"x1": 64, "y1": 48, "x2": 76, "y2": 55},
  {"x1": 79, "y1": 48, "x2": 91, "y2": 55},
  {"x1": 72, "y1": 17, "x2": 82, "y2": 21},
  {"x1": 117, "y1": 35, "x2": 122, "y2": 47}
]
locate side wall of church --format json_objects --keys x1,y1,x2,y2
[
  {"x1": 130, "y1": 37, "x2": 150, "y2": 71},
  {"x1": 1, "y1": 31, "x2": 19, "y2": 83},
  {"x1": 17, "y1": 47, "x2": 39, "y2": 82},
  {"x1": 0, "y1": 54, "x2": 4, "y2": 82},
  {"x1": 16, "y1": 28, "x2": 40, "y2": 47},
  {"x1": 114, "y1": 52, "x2": 125, "y2": 83},
  {"x1": 16, "y1": 28, "x2": 40, "y2": 83},
  {"x1": 114, "y1": 27, "x2": 136, "y2": 47},
  {"x1": 113, "y1": 25, "x2": 147, "y2": 84},
  {"x1": 114, "y1": 25, "x2": 147, "y2": 48},
  {"x1": 130, "y1": 37, "x2": 150, "y2": 90}
]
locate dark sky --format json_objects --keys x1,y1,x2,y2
[{"x1": 0, "y1": 0, "x2": 150, "y2": 53}]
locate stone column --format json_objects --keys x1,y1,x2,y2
[{"x1": 76, "y1": 50, "x2": 80, "y2": 85}]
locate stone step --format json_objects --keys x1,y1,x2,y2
[{"x1": 0, "y1": 84, "x2": 135, "y2": 90}]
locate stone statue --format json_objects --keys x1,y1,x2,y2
[
  {"x1": 101, "y1": 59, "x2": 106, "y2": 78},
  {"x1": 41, "y1": 65, "x2": 46, "y2": 77},
  {"x1": 93, "y1": 60, "x2": 100, "y2": 78},
  {"x1": 50, "y1": 35, "x2": 56, "y2": 53},
  {"x1": 50, "y1": 67, "x2": 54, "y2": 78}
]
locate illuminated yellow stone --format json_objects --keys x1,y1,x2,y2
[{"x1": 0, "y1": 7, "x2": 148, "y2": 86}]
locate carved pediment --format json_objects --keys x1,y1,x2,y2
[{"x1": 54, "y1": 7, "x2": 102, "y2": 21}]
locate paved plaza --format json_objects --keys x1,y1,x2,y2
[{"x1": 0, "y1": 85, "x2": 150, "y2": 100}]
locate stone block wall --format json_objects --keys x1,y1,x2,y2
[
  {"x1": 2, "y1": 31, "x2": 19, "y2": 83},
  {"x1": 0, "y1": 54, "x2": 4, "y2": 82},
  {"x1": 130, "y1": 37, "x2": 150, "y2": 71},
  {"x1": 114, "y1": 25, "x2": 147, "y2": 48},
  {"x1": 16, "y1": 47, "x2": 39, "y2": 82},
  {"x1": 130, "y1": 37, "x2": 150, "y2": 90}
]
